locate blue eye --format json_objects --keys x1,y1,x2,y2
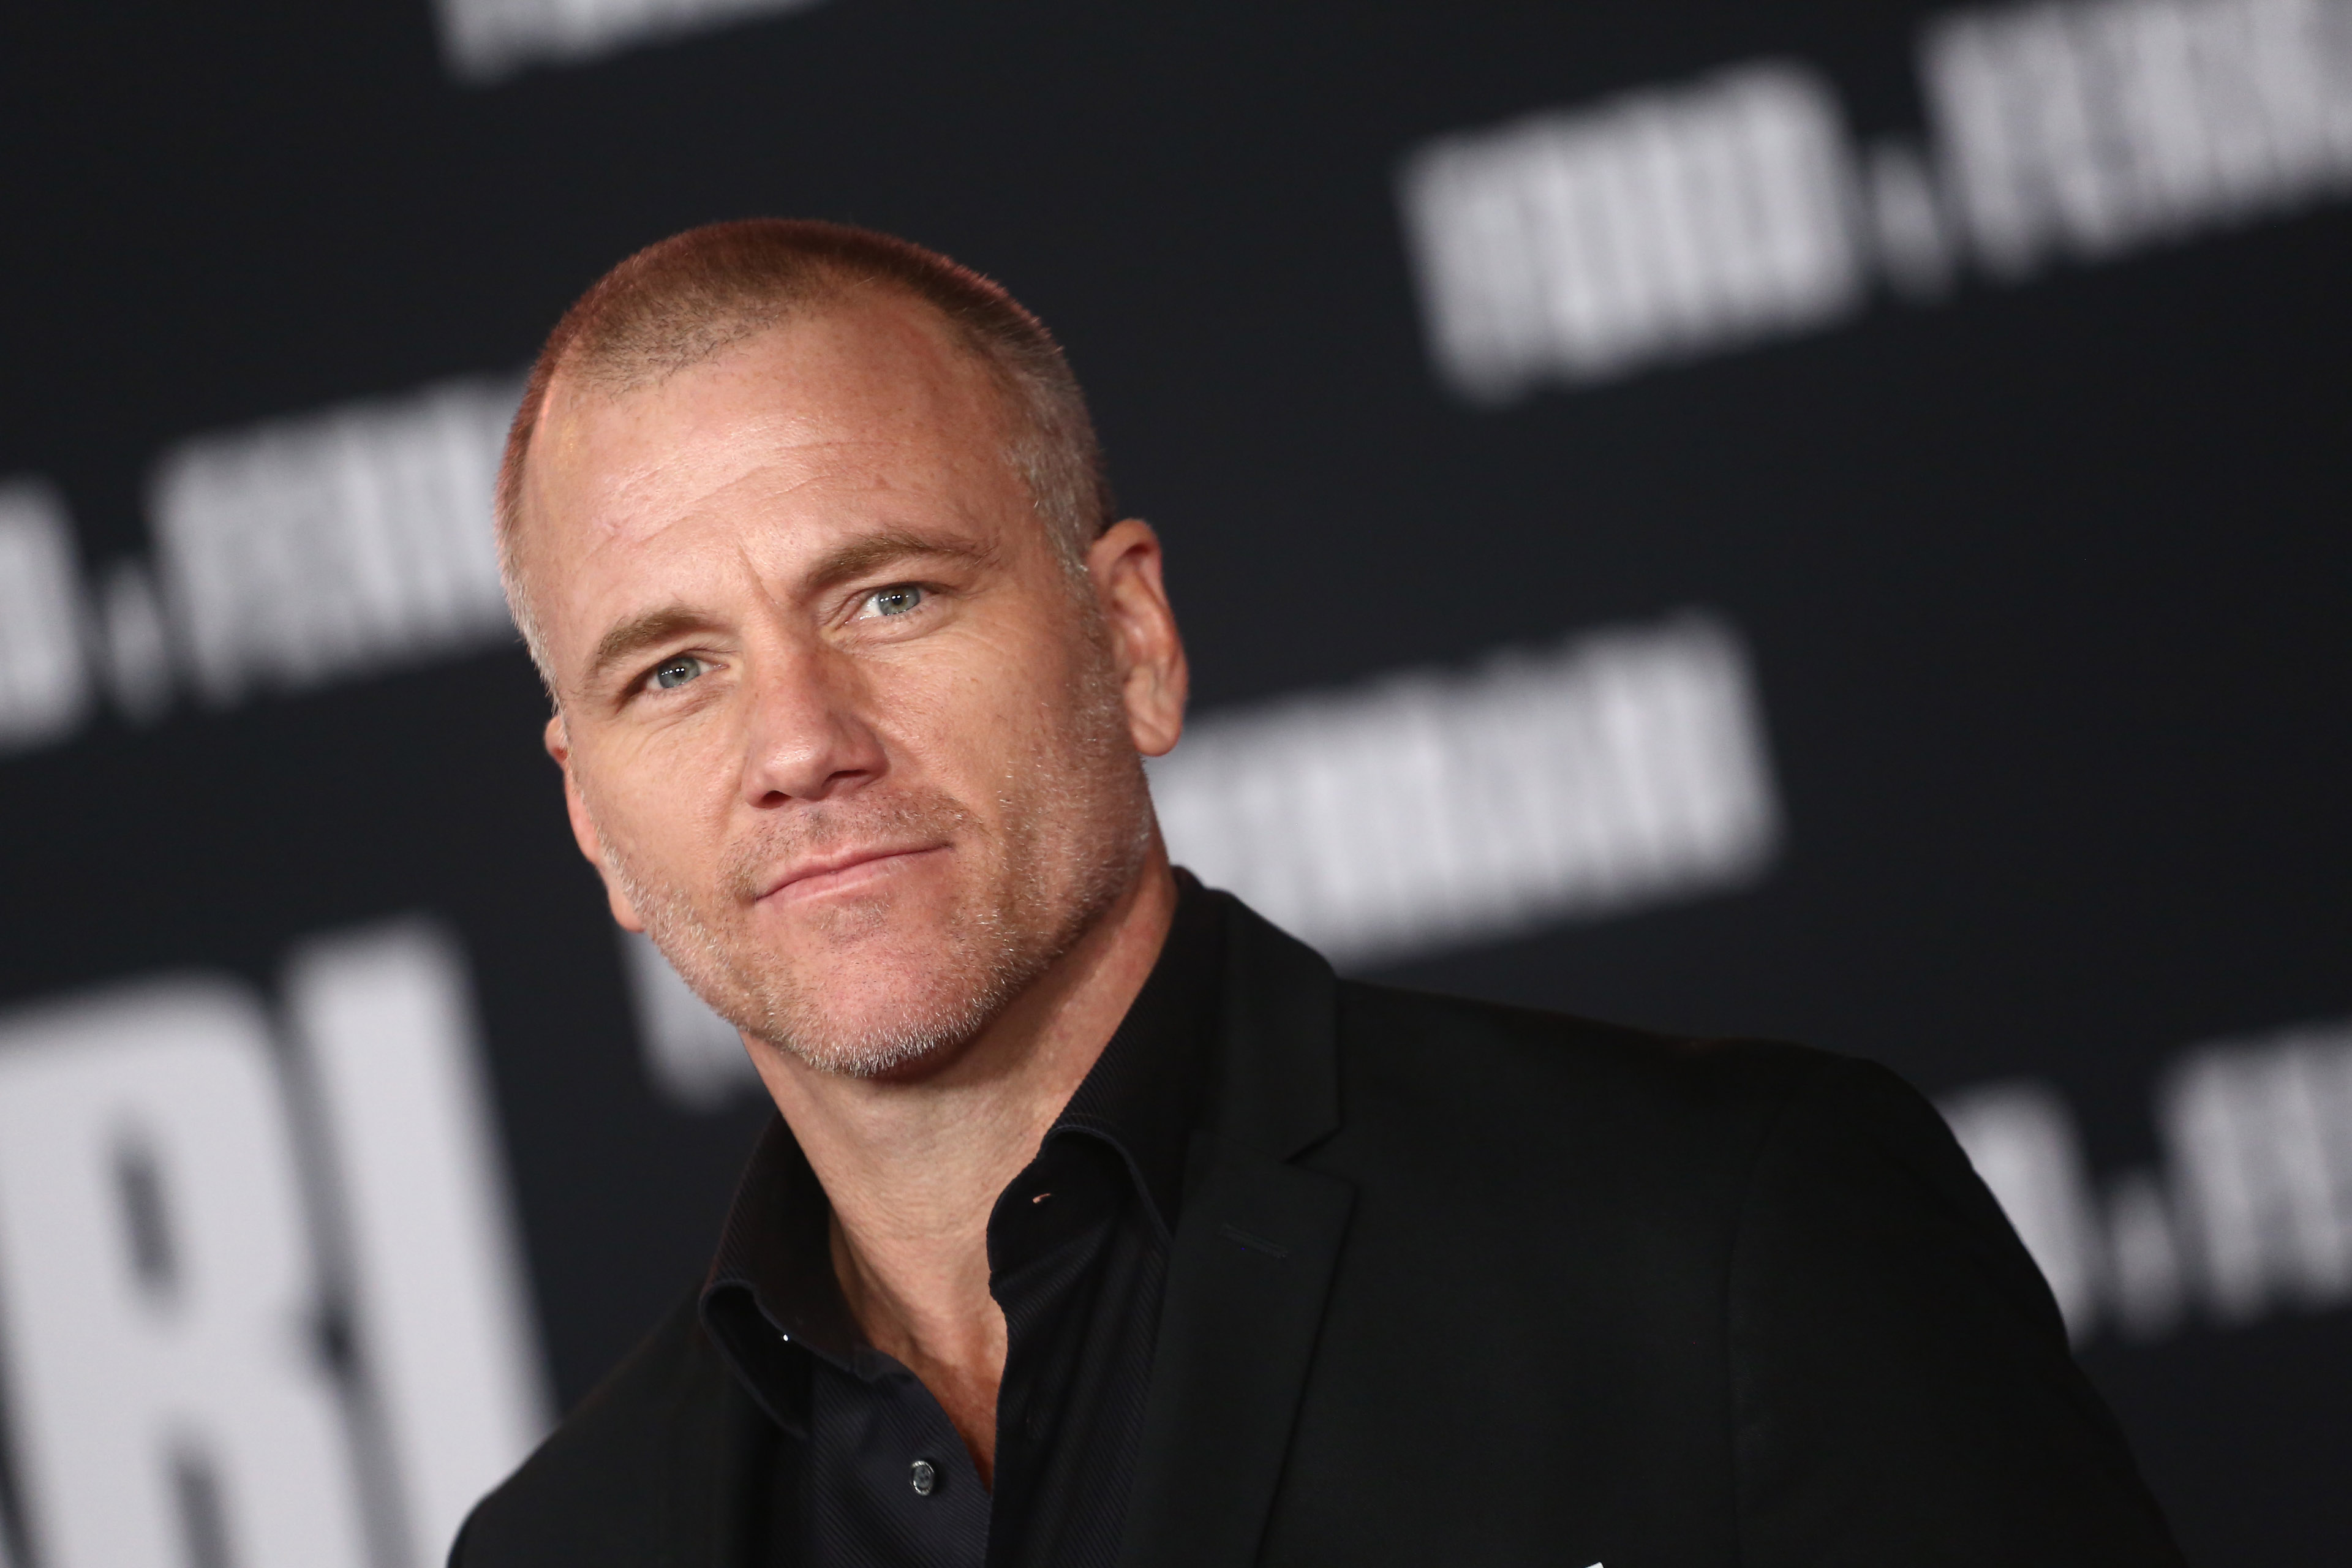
[
  {"x1": 866, "y1": 585, "x2": 925, "y2": 617},
  {"x1": 651, "y1": 655, "x2": 705, "y2": 690}
]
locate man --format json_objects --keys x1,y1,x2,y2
[{"x1": 456, "y1": 219, "x2": 2184, "y2": 1567}]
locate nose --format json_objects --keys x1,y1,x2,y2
[{"x1": 738, "y1": 641, "x2": 887, "y2": 807}]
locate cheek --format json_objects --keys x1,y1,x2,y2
[
  {"x1": 579, "y1": 721, "x2": 739, "y2": 864},
  {"x1": 877, "y1": 617, "x2": 1088, "y2": 777}
]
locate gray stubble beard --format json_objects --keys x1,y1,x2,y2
[{"x1": 591, "y1": 639, "x2": 1155, "y2": 1080}]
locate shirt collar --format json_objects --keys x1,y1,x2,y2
[
  {"x1": 697, "y1": 871, "x2": 1223, "y2": 1386},
  {"x1": 1047, "y1": 869, "x2": 1222, "y2": 1240}
]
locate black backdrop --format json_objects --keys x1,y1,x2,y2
[{"x1": 1, "y1": 1, "x2": 2348, "y2": 1563}]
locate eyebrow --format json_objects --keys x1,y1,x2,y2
[
  {"x1": 578, "y1": 528, "x2": 1001, "y2": 692},
  {"x1": 801, "y1": 527, "x2": 1000, "y2": 594},
  {"x1": 584, "y1": 605, "x2": 718, "y2": 692}
]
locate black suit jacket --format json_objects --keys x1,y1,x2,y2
[{"x1": 456, "y1": 894, "x2": 2184, "y2": 1567}]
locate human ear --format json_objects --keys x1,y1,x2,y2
[
  {"x1": 1087, "y1": 519, "x2": 1188, "y2": 758},
  {"x1": 546, "y1": 714, "x2": 648, "y2": 932}
]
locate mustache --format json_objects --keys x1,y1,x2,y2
[{"x1": 720, "y1": 786, "x2": 981, "y2": 903}]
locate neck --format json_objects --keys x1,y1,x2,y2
[{"x1": 746, "y1": 847, "x2": 1180, "y2": 1484}]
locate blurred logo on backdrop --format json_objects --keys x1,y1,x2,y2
[
  {"x1": 0, "y1": 378, "x2": 524, "y2": 755},
  {"x1": 1945, "y1": 1020, "x2": 2352, "y2": 1347},
  {"x1": 432, "y1": 0, "x2": 833, "y2": 83},
  {"x1": 1401, "y1": 0, "x2": 2352, "y2": 401},
  {"x1": 0, "y1": 924, "x2": 548, "y2": 1568}
]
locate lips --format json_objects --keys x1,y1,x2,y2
[{"x1": 755, "y1": 843, "x2": 944, "y2": 903}]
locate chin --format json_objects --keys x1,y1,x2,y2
[
  {"x1": 741, "y1": 899, "x2": 1033, "y2": 1079},
  {"x1": 762, "y1": 958, "x2": 1019, "y2": 1080}
]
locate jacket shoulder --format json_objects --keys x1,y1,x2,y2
[
  {"x1": 1727, "y1": 1055, "x2": 2186, "y2": 1561},
  {"x1": 1314, "y1": 978, "x2": 1863, "y2": 1257},
  {"x1": 1332, "y1": 978, "x2": 1835, "y2": 1124},
  {"x1": 450, "y1": 1286, "x2": 764, "y2": 1568}
]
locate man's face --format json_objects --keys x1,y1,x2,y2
[{"x1": 519, "y1": 292, "x2": 1181, "y2": 1078}]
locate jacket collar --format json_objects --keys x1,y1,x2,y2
[
  {"x1": 1204, "y1": 890, "x2": 1343, "y2": 1164},
  {"x1": 1118, "y1": 890, "x2": 1355, "y2": 1568}
]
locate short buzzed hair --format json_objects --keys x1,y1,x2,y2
[{"x1": 495, "y1": 218, "x2": 1117, "y2": 677}]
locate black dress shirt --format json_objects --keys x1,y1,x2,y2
[{"x1": 697, "y1": 878, "x2": 1223, "y2": 1568}]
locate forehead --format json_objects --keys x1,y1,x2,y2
[{"x1": 518, "y1": 290, "x2": 1024, "y2": 599}]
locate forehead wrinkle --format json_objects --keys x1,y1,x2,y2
[
  {"x1": 590, "y1": 407, "x2": 989, "y2": 525},
  {"x1": 541, "y1": 301, "x2": 1018, "y2": 533}
]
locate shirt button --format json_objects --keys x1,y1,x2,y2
[{"x1": 910, "y1": 1459, "x2": 937, "y2": 1497}]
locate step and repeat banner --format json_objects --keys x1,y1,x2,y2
[{"x1": 1, "y1": 0, "x2": 2347, "y2": 1562}]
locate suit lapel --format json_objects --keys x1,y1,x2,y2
[
  {"x1": 662, "y1": 1341, "x2": 774, "y2": 1568},
  {"x1": 1118, "y1": 1140, "x2": 1352, "y2": 1568},
  {"x1": 1115, "y1": 897, "x2": 1355, "y2": 1568}
]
